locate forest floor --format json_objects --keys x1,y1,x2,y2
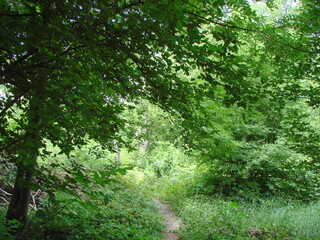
[{"x1": 154, "y1": 199, "x2": 180, "y2": 240}]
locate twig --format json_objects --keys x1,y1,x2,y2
[
  {"x1": 29, "y1": 190, "x2": 41, "y2": 211},
  {"x1": 29, "y1": 203, "x2": 36, "y2": 210},
  {"x1": 0, "y1": 197, "x2": 9, "y2": 203},
  {"x1": 31, "y1": 195, "x2": 37, "y2": 210},
  {"x1": 0, "y1": 188, "x2": 12, "y2": 196},
  {"x1": 33, "y1": 189, "x2": 41, "y2": 197}
]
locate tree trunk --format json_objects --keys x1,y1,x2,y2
[
  {"x1": 6, "y1": 97, "x2": 41, "y2": 221},
  {"x1": 114, "y1": 140, "x2": 120, "y2": 163},
  {"x1": 140, "y1": 103, "x2": 150, "y2": 152},
  {"x1": 140, "y1": 140, "x2": 150, "y2": 152},
  {"x1": 6, "y1": 164, "x2": 35, "y2": 221}
]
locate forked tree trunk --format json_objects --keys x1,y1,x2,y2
[{"x1": 6, "y1": 97, "x2": 41, "y2": 221}]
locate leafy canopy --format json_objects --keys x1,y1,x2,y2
[{"x1": 0, "y1": 0, "x2": 260, "y2": 158}]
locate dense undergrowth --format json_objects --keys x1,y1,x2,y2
[
  {"x1": 0, "y1": 180, "x2": 164, "y2": 240},
  {"x1": 132, "y1": 167, "x2": 320, "y2": 240},
  {"x1": 1, "y1": 128, "x2": 319, "y2": 240}
]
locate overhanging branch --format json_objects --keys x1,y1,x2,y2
[
  {"x1": 184, "y1": 11, "x2": 254, "y2": 32},
  {"x1": 0, "y1": 92, "x2": 25, "y2": 119},
  {"x1": 0, "y1": 13, "x2": 35, "y2": 17}
]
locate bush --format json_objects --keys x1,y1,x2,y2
[{"x1": 202, "y1": 143, "x2": 320, "y2": 201}]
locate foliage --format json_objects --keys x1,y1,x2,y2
[
  {"x1": 185, "y1": 85, "x2": 320, "y2": 201},
  {"x1": 0, "y1": 0, "x2": 264, "y2": 220},
  {"x1": 282, "y1": 100, "x2": 320, "y2": 163},
  {"x1": 129, "y1": 158, "x2": 320, "y2": 240},
  {"x1": 122, "y1": 101, "x2": 182, "y2": 153},
  {"x1": 203, "y1": 143, "x2": 320, "y2": 200},
  {"x1": 178, "y1": 197, "x2": 250, "y2": 240},
  {"x1": 0, "y1": 0, "x2": 260, "y2": 162},
  {"x1": 0, "y1": 181, "x2": 164, "y2": 240},
  {"x1": 124, "y1": 98, "x2": 320, "y2": 202},
  {"x1": 1, "y1": 0, "x2": 319, "y2": 233}
]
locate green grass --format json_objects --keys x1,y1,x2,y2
[
  {"x1": 174, "y1": 196, "x2": 320, "y2": 240},
  {"x1": 242, "y1": 198, "x2": 320, "y2": 239}
]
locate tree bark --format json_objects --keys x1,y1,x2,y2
[
  {"x1": 6, "y1": 97, "x2": 41, "y2": 221},
  {"x1": 6, "y1": 164, "x2": 35, "y2": 221}
]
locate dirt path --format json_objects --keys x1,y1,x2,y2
[{"x1": 154, "y1": 199, "x2": 180, "y2": 240}]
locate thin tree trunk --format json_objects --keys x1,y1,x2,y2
[
  {"x1": 140, "y1": 140, "x2": 150, "y2": 152},
  {"x1": 114, "y1": 140, "x2": 120, "y2": 163},
  {"x1": 140, "y1": 102, "x2": 150, "y2": 152}
]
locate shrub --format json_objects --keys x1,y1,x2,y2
[{"x1": 203, "y1": 143, "x2": 320, "y2": 201}]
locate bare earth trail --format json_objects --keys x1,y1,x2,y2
[{"x1": 154, "y1": 199, "x2": 180, "y2": 240}]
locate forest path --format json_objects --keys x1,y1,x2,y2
[{"x1": 154, "y1": 199, "x2": 180, "y2": 240}]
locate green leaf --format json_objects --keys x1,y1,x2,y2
[
  {"x1": 36, "y1": 6, "x2": 41, "y2": 13},
  {"x1": 35, "y1": 209, "x2": 46, "y2": 219},
  {"x1": 104, "y1": 194, "x2": 110, "y2": 205}
]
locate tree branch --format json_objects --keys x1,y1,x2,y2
[
  {"x1": 11, "y1": 49, "x2": 39, "y2": 66},
  {"x1": 0, "y1": 13, "x2": 35, "y2": 17},
  {"x1": 0, "y1": 188, "x2": 12, "y2": 196},
  {"x1": 262, "y1": 32, "x2": 320, "y2": 54},
  {"x1": 0, "y1": 92, "x2": 26, "y2": 119},
  {"x1": 0, "y1": 197, "x2": 9, "y2": 203},
  {"x1": 0, "y1": 138, "x2": 22, "y2": 152},
  {"x1": 186, "y1": 11, "x2": 319, "y2": 54},
  {"x1": 184, "y1": 10, "x2": 255, "y2": 32}
]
